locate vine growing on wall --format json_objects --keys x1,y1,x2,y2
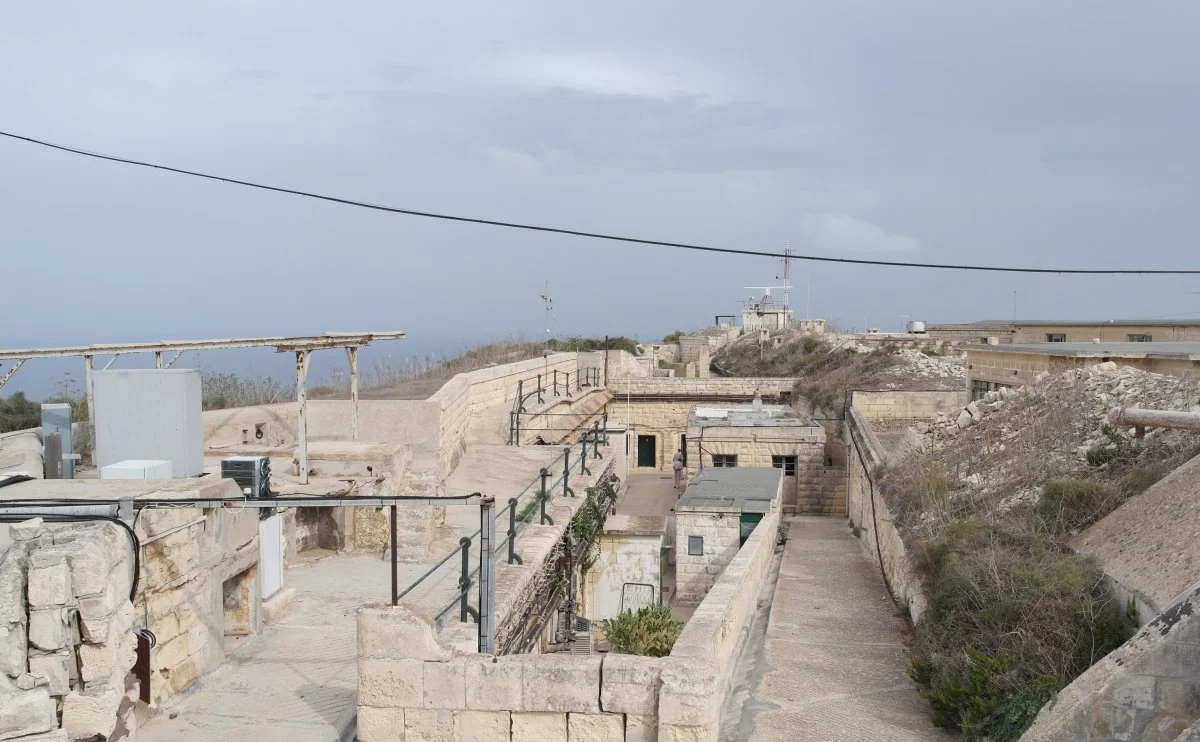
[{"x1": 569, "y1": 476, "x2": 618, "y2": 578}]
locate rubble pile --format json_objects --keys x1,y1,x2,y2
[
  {"x1": 913, "y1": 362, "x2": 1200, "y2": 520},
  {"x1": 884, "y1": 348, "x2": 965, "y2": 382}
]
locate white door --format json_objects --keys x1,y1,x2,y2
[{"x1": 259, "y1": 514, "x2": 284, "y2": 599}]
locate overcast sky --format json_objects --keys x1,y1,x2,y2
[{"x1": 3, "y1": 1, "x2": 1200, "y2": 392}]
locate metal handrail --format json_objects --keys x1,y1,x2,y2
[{"x1": 509, "y1": 367, "x2": 603, "y2": 445}]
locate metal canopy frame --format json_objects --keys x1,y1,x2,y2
[{"x1": 0, "y1": 332, "x2": 406, "y2": 484}]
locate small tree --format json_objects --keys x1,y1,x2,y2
[
  {"x1": 603, "y1": 604, "x2": 683, "y2": 657},
  {"x1": 0, "y1": 392, "x2": 41, "y2": 434}
]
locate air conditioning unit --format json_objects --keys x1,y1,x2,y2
[{"x1": 220, "y1": 456, "x2": 272, "y2": 499}]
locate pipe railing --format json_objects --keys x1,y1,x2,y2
[
  {"x1": 509, "y1": 367, "x2": 603, "y2": 446},
  {"x1": 415, "y1": 429, "x2": 610, "y2": 628}
]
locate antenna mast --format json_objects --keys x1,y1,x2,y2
[
  {"x1": 540, "y1": 282, "x2": 553, "y2": 350},
  {"x1": 781, "y1": 242, "x2": 792, "y2": 313}
]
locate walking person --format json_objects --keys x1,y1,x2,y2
[{"x1": 672, "y1": 449, "x2": 684, "y2": 490}]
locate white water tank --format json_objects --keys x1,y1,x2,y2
[{"x1": 906, "y1": 320, "x2": 927, "y2": 334}]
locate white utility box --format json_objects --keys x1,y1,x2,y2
[
  {"x1": 94, "y1": 369, "x2": 204, "y2": 477},
  {"x1": 100, "y1": 459, "x2": 174, "y2": 480}
]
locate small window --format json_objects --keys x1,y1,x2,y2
[
  {"x1": 687, "y1": 536, "x2": 704, "y2": 556},
  {"x1": 712, "y1": 454, "x2": 738, "y2": 468},
  {"x1": 979, "y1": 337, "x2": 990, "y2": 344},
  {"x1": 1128, "y1": 334, "x2": 1152, "y2": 342},
  {"x1": 1046, "y1": 333, "x2": 1067, "y2": 342},
  {"x1": 971, "y1": 380, "x2": 990, "y2": 401},
  {"x1": 772, "y1": 455, "x2": 797, "y2": 477}
]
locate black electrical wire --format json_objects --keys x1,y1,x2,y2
[
  {"x1": 3, "y1": 129, "x2": 1198, "y2": 276},
  {"x1": 0, "y1": 475, "x2": 36, "y2": 489},
  {"x1": 0, "y1": 513, "x2": 140, "y2": 602}
]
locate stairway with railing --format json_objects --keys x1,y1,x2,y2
[{"x1": 507, "y1": 367, "x2": 603, "y2": 445}]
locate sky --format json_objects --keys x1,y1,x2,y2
[{"x1": 2, "y1": 1, "x2": 1200, "y2": 395}]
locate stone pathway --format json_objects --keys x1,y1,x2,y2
[
  {"x1": 140, "y1": 554, "x2": 424, "y2": 742},
  {"x1": 731, "y1": 516, "x2": 955, "y2": 741}
]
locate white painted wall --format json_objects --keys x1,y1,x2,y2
[{"x1": 586, "y1": 532, "x2": 663, "y2": 621}]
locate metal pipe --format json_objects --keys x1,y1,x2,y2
[
  {"x1": 140, "y1": 516, "x2": 207, "y2": 546},
  {"x1": 507, "y1": 498, "x2": 522, "y2": 565},
  {"x1": 154, "y1": 351, "x2": 162, "y2": 369},
  {"x1": 478, "y1": 495, "x2": 496, "y2": 653},
  {"x1": 348, "y1": 346, "x2": 360, "y2": 442},
  {"x1": 390, "y1": 504, "x2": 398, "y2": 606},
  {"x1": 0, "y1": 359, "x2": 26, "y2": 392},
  {"x1": 539, "y1": 468, "x2": 553, "y2": 525},
  {"x1": 563, "y1": 447, "x2": 574, "y2": 497},
  {"x1": 1107, "y1": 407, "x2": 1200, "y2": 431},
  {"x1": 102, "y1": 355, "x2": 120, "y2": 371},
  {"x1": 458, "y1": 537, "x2": 476, "y2": 623}
]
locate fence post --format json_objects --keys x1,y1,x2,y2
[
  {"x1": 592, "y1": 421, "x2": 602, "y2": 458},
  {"x1": 562, "y1": 447, "x2": 575, "y2": 497},
  {"x1": 580, "y1": 434, "x2": 591, "y2": 476},
  {"x1": 516, "y1": 379, "x2": 524, "y2": 410},
  {"x1": 478, "y1": 495, "x2": 496, "y2": 654},
  {"x1": 539, "y1": 468, "x2": 554, "y2": 525},
  {"x1": 553, "y1": 369, "x2": 560, "y2": 397},
  {"x1": 458, "y1": 537, "x2": 478, "y2": 623},
  {"x1": 537, "y1": 374, "x2": 544, "y2": 404},
  {"x1": 507, "y1": 498, "x2": 523, "y2": 564}
]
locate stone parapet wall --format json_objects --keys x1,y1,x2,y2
[
  {"x1": 1022, "y1": 579, "x2": 1200, "y2": 741},
  {"x1": 1, "y1": 520, "x2": 137, "y2": 742},
  {"x1": 845, "y1": 407, "x2": 927, "y2": 622},
  {"x1": 850, "y1": 390, "x2": 969, "y2": 420},
  {"x1": 608, "y1": 377, "x2": 796, "y2": 399}
]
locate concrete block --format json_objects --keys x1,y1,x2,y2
[
  {"x1": 359, "y1": 658, "x2": 425, "y2": 708},
  {"x1": 521, "y1": 654, "x2": 601, "y2": 713},
  {"x1": 28, "y1": 608, "x2": 71, "y2": 651},
  {"x1": 28, "y1": 652, "x2": 70, "y2": 696},
  {"x1": 359, "y1": 605, "x2": 452, "y2": 661},
  {"x1": 423, "y1": 658, "x2": 466, "y2": 709},
  {"x1": 356, "y1": 705, "x2": 405, "y2": 742},
  {"x1": 956, "y1": 410, "x2": 973, "y2": 430},
  {"x1": 465, "y1": 656, "x2": 523, "y2": 711},
  {"x1": 602, "y1": 655, "x2": 662, "y2": 715},
  {"x1": 0, "y1": 687, "x2": 56, "y2": 740},
  {"x1": 625, "y1": 714, "x2": 659, "y2": 742},
  {"x1": 27, "y1": 553, "x2": 72, "y2": 608},
  {"x1": 405, "y1": 708, "x2": 453, "y2": 741},
  {"x1": 512, "y1": 711, "x2": 567, "y2": 741},
  {"x1": 453, "y1": 710, "x2": 509, "y2": 741},
  {"x1": 61, "y1": 688, "x2": 120, "y2": 737},
  {"x1": 657, "y1": 661, "x2": 718, "y2": 728},
  {"x1": 261, "y1": 586, "x2": 297, "y2": 625},
  {"x1": 569, "y1": 713, "x2": 625, "y2": 742},
  {"x1": 0, "y1": 551, "x2": 27, "y2": 625},
  {"x1": 0, "y1": 625, "x2": 28, "y2": 678}
]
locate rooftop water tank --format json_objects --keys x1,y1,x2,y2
[{"x1": 906, "y1": 320, "x2": 927, "y2": 334}]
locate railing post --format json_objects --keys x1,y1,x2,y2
[
  {"x1": 479, "y1": 495, "x2": 496, "y2": 654},
  {"x1": 516, "y1": 379, "x2": 524, "y2": 410},
  {"x1": 514, "y1": 409, "x2": 521, "y2": 446},
  {"x1": 553, "y1": 369, "x2": 559, "y2": 397},
  {"x1": 601, "y1": 411, "x2": 609, "y2": 445},
  {"x1": 507, "y1": 498, "x2": 523, "y2": 565},
  {"x1": 458, "y1": 537, "x2": 478, "y2": 623},
  {"x1": 580, "y1": 434, "x2": 591, "y2": 476},
  {"x1": 536, "y1": 374, "x2": 544, "y2": 404},
  {"x1": 562, "y1": 447, "x2": 575, "y2": 497},
  {"x1": 592, "y1": 421, "x2": 602, "y2": 458},
  {"x1": 539, "y1": 468, "x2": 554, "y2": 525}
]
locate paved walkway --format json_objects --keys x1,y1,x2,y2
[
  {"x1": 141, "y1": 554, "x2": 422, "y2": 742},
  {"x1": 731, "y1": 516, "x2": 954, "y2": 741}
]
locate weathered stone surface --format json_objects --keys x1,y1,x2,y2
[
  {"x1": 0, "y1": 551, "x2": 26, "y2": 624},
  {"x1": 511, "y1": 711, "x2": 566, "y2": 741},
  {"x1": 465, "y1": 656, "x2": 522, "y2": 711},
  {"x1": 27, "y1": 608, "x2": 70, "y2": 651},
  {"x1": 15, "y1": 674, "x2": 38, "y2": 691},
  {"x1": 423, "y1": 658, "x2": 466, "y2": 709},
  {"x1": 9, "y1": 518, "x2": 44, "y2": 542},
  {"x1": 78, "y1": 600, "x2": 133, "y2": 645},
  {"x1": 520, "y1": 654, "x2": 601, "y2": 713},
  {"x1": 656, "y1": 660, "x2": 718, "y2": 728},
  {"x1": 955, "y1": 410, "x2": 973, "y2": 429},
  {"x1": 0, "y1": 687, "x2": 56, "y2": 740},
  {"x1": 568, "y1": 713, "x2": 625, "y2": 742},
  {"x1": 0, "y1": 625, "x2": 27, "y2": 677},
  {"x1": 358, "y1": 605, "x2": 452, "y2": 661},
  {"x1": 28, "y1": 652, "x2": 70, "y2": 696},
  {"x1": 453, "y1": 710, "x2": 509, "y2": 741},
  {"x1": 625, "y1": 714, "x2": 659, "y2": 742},
  {"x1": 356, "y1": 706, "x2": 405, "y2": 742},
  {"x1": 404, "y1": 707, "x2": 453, "y2": 741},
  {"x1": 26, "y1": 553, "x2": 72, "y2": 608},
  {"x1": 79, "y1": 631, "x2": 136, "y2": 689},
  {"x1": 358, "y1": 658, "x2": 424, "y2": 708},
  {"x1": 3, "y1": 731, "x2": 67, "y2": 742},
  {"x1": 601, "y1": 655, "x2": 662, "y2": 715},
  {"x1": 61, "y1": 688, "x2": 122, "y2": 740}
]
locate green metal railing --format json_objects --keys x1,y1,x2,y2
[
  {"x1": 508, "y1": 367, "x2": 602, "y2": 446},
  {"x1": 394, "y1": 426, "x2": 611, "y2": 628}
]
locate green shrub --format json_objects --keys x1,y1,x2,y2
[
  {"x1": 1037, "y1": 478, "x2": 1118, "y2": 533},
  {"x1": 603, "y1": 604, "x2": 683, "y2": 657},
  {"x1": 1118, "y1": 467, "x2": 1160, "y2": 496},
  {"x1": 662, "y1": 330, "x2": 684, "y2": 344},
  {"x1": 0, "y1": 393, "x2": 41, "y2": 434},
  {"x1": 1085, "y1": 445, "x2": 1117, "y2": 467}
]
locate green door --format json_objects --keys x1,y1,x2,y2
[
  {"x1": 637, "y1": 435, "x2": 657, "y2": 468},
  {"x1": 739, "y1": 513, "x2": 764, "y2": 546}
]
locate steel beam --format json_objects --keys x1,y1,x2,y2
[
  {"x1": 162, "y1": 351, "x2": 185, "y2": 369},
  {"x1": 0, "y1": 359, "x2": 26, "y2": 391},
  {"x1": 0, "y1": 332, "x2": 407, "y2": 361},
  {"x1": 83, "y1": 355, "x2": 95, "y2": 451},
  {"x1": 102, "y1": 355, "x2": 120, "y2": 371}
]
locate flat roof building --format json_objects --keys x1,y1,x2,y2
[
  {"x1": 966, "y1": 341, "x2": 1200, "y2": 399},
  {"x1": 929, "y1": 320, "x2": 1200, "y2": 345}
]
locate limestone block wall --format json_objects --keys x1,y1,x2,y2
[
  {"x1": 674, "y1": 509, "x2": 743, "y2": 606},
  {"x1": 355, "y1": 482, "x2": 780, "y2": 742},
  {"x1": 845, "y1": 406, "x2": 927, "y2": 621},
  {"x1": 0, "y1": 520, "x2": 137, "y2": 742},
  {"x1": 849, "y1": 390, "x2": 969, "y2": 420},
  {"x1": 607, "y1": 377, "x2": 797, "y2": 399},
  {"x1": 683, "y1": 428, "x2": 831, "y2": 513},
  {"x1": 1022, "y1": 579, "x2": 1200, "y2": 741}
]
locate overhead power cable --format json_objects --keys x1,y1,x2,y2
[{"x1": 2, "y1": 129, "x2": 1198, "y2": 275}]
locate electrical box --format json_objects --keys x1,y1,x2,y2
[
  {"x1": 40, "y1": 404, "x2": 74, "y2": 478},
  {"x1": 100, "y1": 459, "x2": 174, "y2": 480},
  {"x1": 94, "y1": 369, "x2": 204, "y2": 477}
]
